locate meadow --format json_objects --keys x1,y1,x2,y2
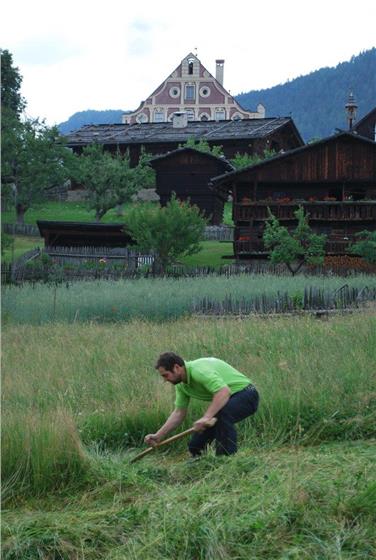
[
  {"x1": 2, "y1": 314, "x2": 376, "y2": 558},
  {"x1": 3, "y1": 273, "x2": 376, "y2": 325},
  {"x1": 1, "y1": 200, "x2": 234, "y2": 227}
]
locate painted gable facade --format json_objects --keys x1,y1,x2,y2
[{"x1": 122, "y1": 53, "x2": 265, "y2": 124}]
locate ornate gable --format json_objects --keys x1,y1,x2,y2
[{"x1": 122, "y1": 53, "x2": 265, "y2": 124}]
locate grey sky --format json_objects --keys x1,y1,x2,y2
[{"x1": 1, "y1": 0, "x2": 375, "y2": 125}]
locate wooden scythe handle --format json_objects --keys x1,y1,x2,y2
[{"x1": 130, "y1": 418, "x2": 217, "y2": 464}]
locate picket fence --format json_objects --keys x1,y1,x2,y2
[{"x1": 191, "y1": 285, "x2": 376, "y2": 315}]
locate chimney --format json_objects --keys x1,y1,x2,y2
[
  {"x1": 216, "y1": 59, "x2": 225, "y2": 85},
  {"x1": 172, "y1": 111, "x2": 188, "y2": 128},
  {"x1": 345, "y1": 92, "x2": 358, "y2": 130}
]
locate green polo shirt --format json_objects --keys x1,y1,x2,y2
[{"x1": 174, "y1": 357, "x2": 252, "y2": 409}]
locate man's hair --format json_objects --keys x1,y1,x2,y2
[{"x1": 155, "y1": 352, "x2": 185, "y2": 371}]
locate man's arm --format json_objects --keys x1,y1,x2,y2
[
  {"x1": 144, "y1": 408, "x2": 187, "y2": 446},
  {"x1": 193, "y1": 386, "x2": 230, "y2": 431}
]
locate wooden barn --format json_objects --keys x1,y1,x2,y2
[
  {"x1": 37, "y1": 221, "x2": 135, "y2": 248},
  {"x1": 352, "y1": 106, "x2": 376, "y2": 141},
  {"x1": 149, "y1": 147, "x2": 234, "y2": 224},
  {"x1": 210, "y1": 132, "x2": 376, "y2": 259},
  {"x1": 64, "y1": 116, "x2": 304, "y2": 166}
]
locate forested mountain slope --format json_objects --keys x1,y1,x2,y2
[{"x1": 237, "y1": 48, "x2": 375, "y2": 141}]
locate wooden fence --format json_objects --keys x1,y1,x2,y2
[
  {"x1": 192, "y1": 285, "x2": 376, "y2": 315},
  {"x1": 203, "y1": 226, "x2": 234, "y2": 241},
  {"x1": 2, "y1": 223, "x2": 40, "y2": 236},
  {"x1": 1, "y1": 245, "x2": 155, "y2": 284},
  {"x1": 44, "y1": 246, "x2": 154, "y2": 267}
]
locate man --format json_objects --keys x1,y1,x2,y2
[{"x1": 144, "y1": 352, "x2": 259, "y2": 457}]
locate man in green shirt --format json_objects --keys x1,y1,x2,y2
[{"x1": 144, "y1": 352, "x2": 259, "y2": 457}]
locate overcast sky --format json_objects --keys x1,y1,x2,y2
[{"x1": 2, "y1": 0, "x2": 375, "y2": 126}]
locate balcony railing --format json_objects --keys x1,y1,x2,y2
[
  {"x1": 235, "y1": 238, "x2": 352, "y2": 256},
  {"x1": 234, "y1": 201, "x2": 376, "y2": 222}
]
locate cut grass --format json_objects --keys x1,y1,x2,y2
[{"x1": 2, "y1": 441, "x2": 375, "y2": 559}]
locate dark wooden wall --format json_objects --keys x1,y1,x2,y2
[
  {"x1": 221, "y1": 134, "x2": 376, "y2": 258},
  {"x1": 353, "y1": 108, "x2": 376, "y2": 141},
  {"x1": 152, "y1": 151, "x2": 231, "y2": 225},
  {"x1": 232, "y1": 136, "x2": 376, "y2": 186}
]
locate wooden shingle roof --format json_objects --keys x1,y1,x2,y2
[
  {"x1": 149, "y1": 147, "x2": 234, "y2": 172},
  {"x1": 65, "y1": 117, "x2": 303, "y2": 147}
]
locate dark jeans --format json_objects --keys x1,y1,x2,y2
[{"x1": 188, "y1": 385, "x2": 259, "y2": 457}]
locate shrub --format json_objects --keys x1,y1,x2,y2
[{"x1": 350, "y1": 230, "x2": 376, "y2": 264}]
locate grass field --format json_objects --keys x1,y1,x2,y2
[
  {"x1": 1, "y1": 236, "x2": 42, "y2": 264},
  {"x1": 2, "y1": 314, "x2": 376, "y2": 558},
  {"x1": 1, "y1": 200, "x2": 234, "y2": 226},
  {"x1": 1, "y1": 201, "x2": 126, "y2": 225}
]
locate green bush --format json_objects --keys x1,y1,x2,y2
[{"x1": 350, "y1": 230, "x2": 376, "y2": 264}]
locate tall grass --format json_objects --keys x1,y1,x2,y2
[
  {"x1": 2, "y1": 409, "x2": 88, "y2": 500},
  {"x1": 3, "y1": 274, "x2": 376, "y2": 325},
  {"x1": 2, "y1": 315, "x2": 376, "y2": 497}
]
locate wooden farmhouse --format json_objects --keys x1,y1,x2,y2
[
  {"x1": 64, "y1": 116, "x2": 304, "y2": 167},
  {"x1": 210, "y1": 132, "x2": 376, "y2": 259},
  {"x1": 37, "y1": 221, "x2": 135, "y2": 248},
  {"x1": 352, "y1": 106, "x2": 376, "y2": 141},
  {"x1": 149, "y1": 147, "x2": 234, "y2": 224}
]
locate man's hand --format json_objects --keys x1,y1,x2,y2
[
  {"x1": 144, "y1": 433, "x2": 162, "y2": 447},
  {"x1": 193, "y1": 417, "x2": 214, "y2": 432}
]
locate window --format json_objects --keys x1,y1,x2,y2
[
  {"x1": 188, "y1": 57, "x2": 195, "y2": 75},
  {"x1": 215, "y1": 108, "x2": 226, "y2": 121},
  {"x1": 169, "y1": 86, "x2": 180, "y2": 98},
  {"x1": 185, "y1": 84, "x2": 195, "y2": 101},
  {"x1": 199, "y1": 86, "x2": 211, "y2": 98},
  {"x1": 137, "y1": 113, "x2": 148, "y2": 123},
  {"x1": 200, "y1": 114, "x2": 209, "y2": 121},
  {"x1": 154, "y1": 110, "x2": 164, "y2": 123}
]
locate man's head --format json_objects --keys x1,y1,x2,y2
[{"x1": 155, "y1": 352, "x2": 186, "y2": 385}]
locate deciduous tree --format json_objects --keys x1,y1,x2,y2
[
  {"x1": 180, "y1": 137, "x2": 224, "y2": 158},
  {"x1": 1, "y1": 49, "x2": 25, "y2": 116},
  {"x1": 125, "y1": 194, "x2": 207, "y2": 272},
  {"x1": 75, "y1": 145, "x2": 146, "y2": 221},
  {"x1": 1, "y1": 49, "x2": 75, "y2": 223},
  {"x1": 230, "y1": 148, "x2": 276, "y2": 170},
  {"x1": 263, "y1": 206, "x2": 326, "y2": 274},
  {"x1": 5, "y1": 119, "x2": 75, "y2": 224}
]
